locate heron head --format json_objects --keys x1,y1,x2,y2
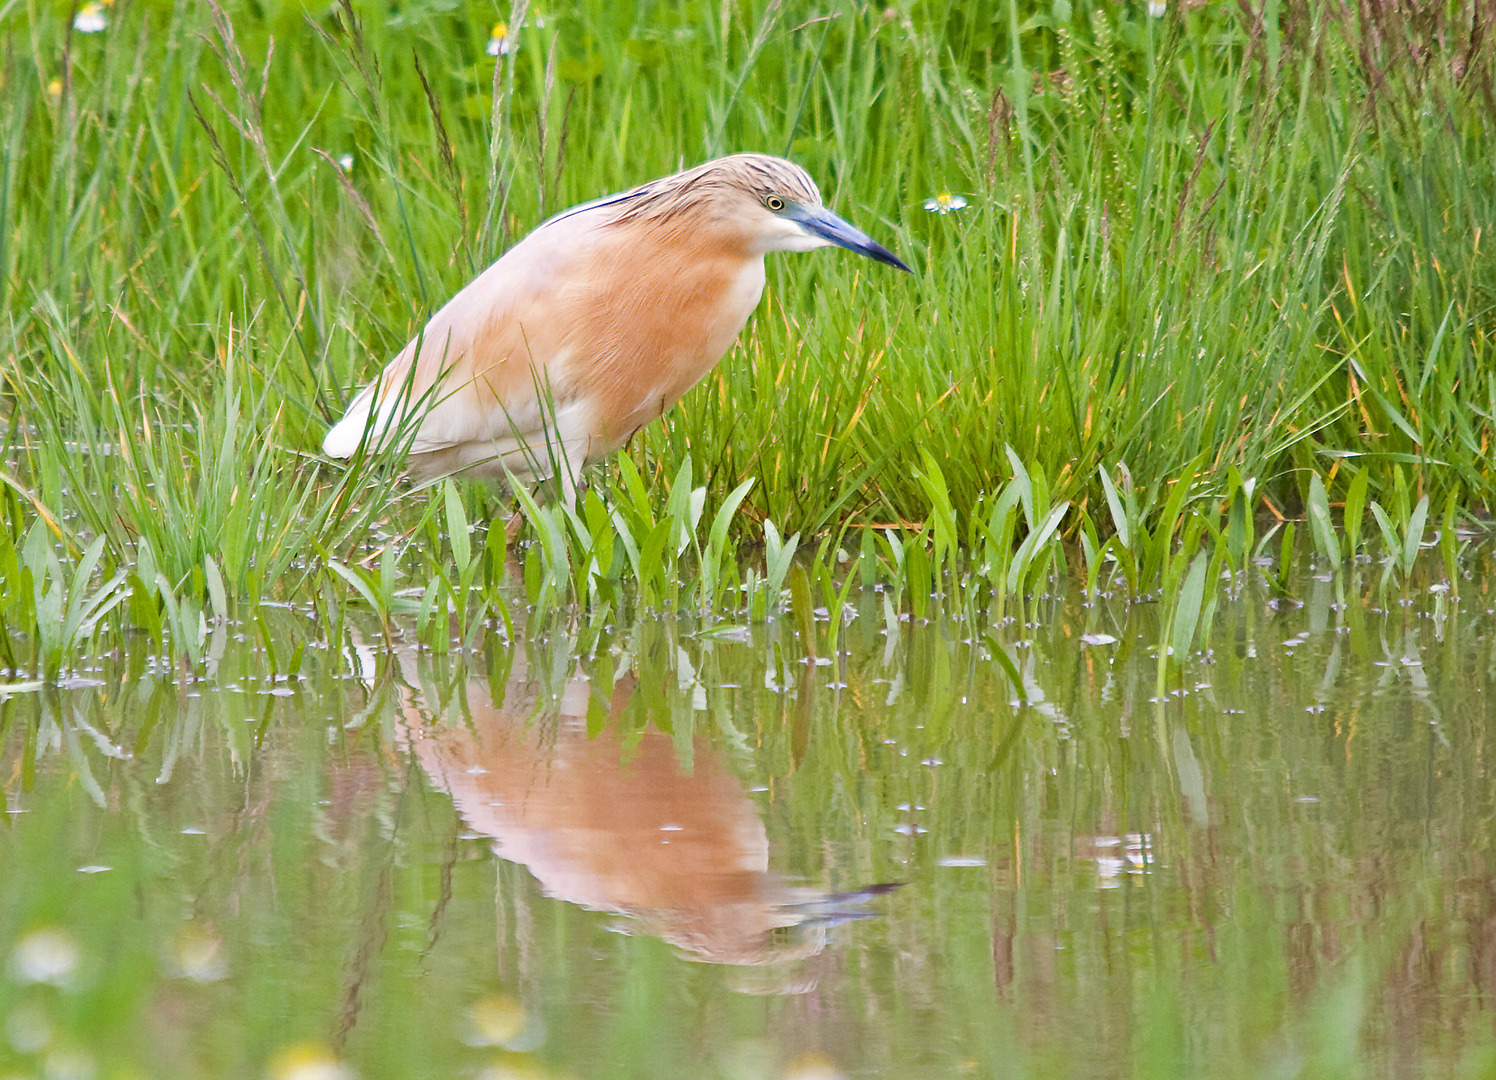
[
  {"x1": 630, "y1": 154, "x2": 912, "y2": 273},
  {"x1": 721, "y1": 155, "x2": 912, "y2": 272}
]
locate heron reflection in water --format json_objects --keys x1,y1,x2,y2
[{"x1": 388, "y1": 643, "x2": 896, "y2": 976}]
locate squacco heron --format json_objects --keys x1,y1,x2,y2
[{"x1": 322, "y1": 153, "x2": 910, "y2": 494}]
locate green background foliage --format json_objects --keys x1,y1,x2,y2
[{"x1": 1, "y1": 0, "x2": 1493, "y2": 668}]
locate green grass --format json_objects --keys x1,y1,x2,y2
[{"x1": 1, "y1": 0, "x2": 1493, "y2": 675}]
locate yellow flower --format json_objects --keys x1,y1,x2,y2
[
  {"x1": 267, "y1": 1042, "x2": 355, "y2": 1080},
  {"x1": 464, "y1": 994, "x2": 526, "y2": 1047}
]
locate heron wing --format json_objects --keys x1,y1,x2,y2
[
  {"x1": 322, "y1": 208, "x2": 610, "y2": 467},
  {"x1": 324, "y1": 192, "x2": 767, "y2": 481}
]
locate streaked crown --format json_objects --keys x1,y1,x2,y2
[{"x1": 612, "y1": 153, "x2": 825, "y2": 224}]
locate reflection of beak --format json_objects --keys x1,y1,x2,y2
[
  {"x1": 787, "y1": 881, "x2": 904, "y2": 928},
  {"x1": 789, "y1": 204, "x2": 913, "y2": 273}
]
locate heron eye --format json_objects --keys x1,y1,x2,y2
[{"x1": 764, "y1": 195, "x2": 786, "y2": 212}]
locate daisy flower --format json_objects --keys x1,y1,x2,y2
[
  {"x1": 924, "y1": 191, "x2": 968, "y2": 214},
  {"x1": 486, "y1": 22, "x2": 512, "y2": 56},
  {"x1": 74, "y1": 1, "x2": 110, "y2": 33}
]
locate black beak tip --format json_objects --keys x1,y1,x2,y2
[{"x1": 867, "y1": 243, "x2": 913, "y2": 274}]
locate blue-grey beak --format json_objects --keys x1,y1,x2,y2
[{"x1": 789, "y1": 204, "x2": 913, "y2": 273}]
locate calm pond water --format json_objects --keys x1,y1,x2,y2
[{"x1": 3, "y1": 564, "x2": 1496, "y2": 1079}]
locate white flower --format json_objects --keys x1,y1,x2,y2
[
  {"x1": 923, "y1": 191, "x2": 968, "y2": 214},
  {"x1": 1147, "y1": 1, "x2": 1167, "y2": 16},
  {"x1": 73, "y1": 1, "x2": 109, "y2": 32},
  {"x1": 11, "y1": 928, "x2": 80, "y2": 986},
  {"x1": 337, "y1": 152, "x2": 354, "y2": 172},
  {"x1": 486, "y1": 22, "x2": 512, "y2": 56}
]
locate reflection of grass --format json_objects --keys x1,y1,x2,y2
[
  {"x1": 1, "y1": 1, "x2": 1491, "y2": 673},
  {"x1": 2, "y1": 588, "x2": 1494, "y2": 1077}
]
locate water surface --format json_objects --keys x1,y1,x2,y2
[{"x1": 3, "y1": 568, "x2": 1495, "y2": 1078}]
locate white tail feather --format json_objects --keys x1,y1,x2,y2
[{"x1": 321, "y1": 400, "x2": 375, "y2": 458}]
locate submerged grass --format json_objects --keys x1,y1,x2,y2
[{"x1": 1, "y1": 0, "x2": 1494, "y2": 676}]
